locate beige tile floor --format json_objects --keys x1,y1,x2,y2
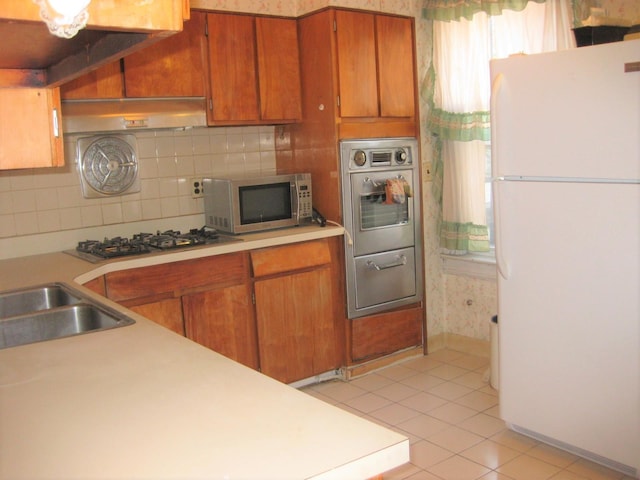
[{"x1": 301, "y1": 348, "x2": 636, "y2": 480}]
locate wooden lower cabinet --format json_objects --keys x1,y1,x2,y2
[
  {"x1": 254, "y1": 267, "x2": 337, "y2": 384},
  {"x1": 103, "y1": 252, "x2": 258, "y2": 368},
  {"x1": 129, "y1": 298, "x2": 185, "y2": 336},
  {"x1": 251, "y1": 239, "x2": 343, "y2": 384},
  {"x1": 183, "y1": 284, "x2": 258, "y2": 370},
  {"x1": 97, "y1": 240, "x2": 344, "y2": 384}
]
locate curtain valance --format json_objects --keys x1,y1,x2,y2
[{"x1": 423, "y1": 0, "x2": 544, "y2": 22}]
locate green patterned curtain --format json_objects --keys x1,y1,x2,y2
[
  {"x1": 423, "y1": 0, "x2": 541, "y2": 21},
  {"x1": 424, "y1": 64, "x2": 491, "y2": 142},
  {"x1": 424, "y1": 0, "x2": 554, "y2": 255}
]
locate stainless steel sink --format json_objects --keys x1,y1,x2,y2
[
  {"x1": 0, "y1": 284, "x2": 135, "y2": 349},
  {"x1": 0, "y1": 284, "x2": 82, "y2": 318}
]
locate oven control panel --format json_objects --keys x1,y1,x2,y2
[{"x1": 342, "y1": 138, "x2": 417, "y2": 171}]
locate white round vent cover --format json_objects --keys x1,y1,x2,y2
[{"x1": 76, "y1": 135, "x2": 140, "y2": 199}]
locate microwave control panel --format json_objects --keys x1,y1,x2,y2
[{"x1": 296, "y1": 173, "x2": 313, "y2": 219}]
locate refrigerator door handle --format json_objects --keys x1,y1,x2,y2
[
  {"x1": 490, "y1": 73, "x2": 504, "y2": 179},
  {"x1": 492, "y1": 180, "x2": 511, "y2": 280},
  {"x1": 491, "y1": 73, "x2": 510, "y2": 280}
]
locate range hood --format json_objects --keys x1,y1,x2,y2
[{"x1": 62, "y1": 97, "x2": 207, "y2": 134}]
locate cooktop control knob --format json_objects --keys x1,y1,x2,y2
[
  {"x1": 395, "y1": 149, "x2": 408, "y2": 164},
  {"x1": 353, "y1": 150, "x2": 367, "y2": 167}
]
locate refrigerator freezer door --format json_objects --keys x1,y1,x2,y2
[
  {"x1": 495, "y1": 179, "x2": 640, "y2": 471},
  {"x1": 491, "y1": 39, "x2": 640, "y2": 181}
]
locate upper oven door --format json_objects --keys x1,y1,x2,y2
[{"x1": 350, "y1": 169, "x2": 416, "y2": 256}]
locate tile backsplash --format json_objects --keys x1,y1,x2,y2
[{"x1": 0, "y1": 126, "x2": 277, "y2": 258}]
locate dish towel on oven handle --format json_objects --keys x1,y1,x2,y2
[{"x1": 385, "y1": 178, "x2": 412, "y2": 205}]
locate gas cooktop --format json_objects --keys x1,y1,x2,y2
[{"x1": 66, "y1": 226, "x2": 241, "y2": 263}]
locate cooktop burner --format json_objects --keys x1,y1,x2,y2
[{"x1": 71, "y1": 226, "x2": 238, "y2": 262}]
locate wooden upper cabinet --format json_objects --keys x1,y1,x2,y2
[
  {"x1": 335, "y1": 10, "x2": 378, "y2": 118},
  {"x1": 206, "y1": 13, "x2": 301, "y2": 125},
  {"x1": 124, "y1": 11, "x2": 208, "y2": 98},
  {"x1": 376, "y1": 15, "x2": 416, "y2": 118},
  {"x1": 256, "y1": 17, "x2": 302, "y2": 122},
  {"x1": 0, "y1": 88, "x2": 64, "y2": 169},
  {"x1": 206, "y1": 13, "x2": 259, "y2": 122},
  {"x1": 61, "y1": 12, "x2": 207, "y2": 100},
  {"x1": 335, "y1": 10, "x2": 415, "y2": 120}
]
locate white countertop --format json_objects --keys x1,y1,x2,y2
[{"x1": 0, "y1": 225, "x2": 410, "y2": 479}]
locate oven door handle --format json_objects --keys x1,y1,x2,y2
[
  {"x1": 366, "y1": 255, "x2": 407, "y2": 271},
  {"x1": 364, "y1": 175, "x2": 406, "y2": 188}
]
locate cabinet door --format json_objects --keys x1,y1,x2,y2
[
  {"x1": 256, "y1": 17, "x2": 302, "y2": 122},
  {"x1": 82, "y1": 276, "x2": 106, "y2": 296},
  {"x1": 376, "y1": 15, "x2": 415, "y2": 118},
  {"x1": 0, "y1": 87, "x2": 63, "y2": 169},
  {"x1": 254, "y1": 267, "x2": 337, "y2": 384},
  {"x1": 335, "y1": 10, "x2": 378, "y2": 118},
  {"x1": 129, "y1": 298, "x2": 185, "y2": 336},
  {"x1": 206, "y1": 13, "x2": 259, "y2": 122},
  {"x1": 124, "y1": 11, "x2": 208, "y2": 97},
  {"x1": 60, "y1": 61, "x2": 124, "y2": 99},
  {"x1": 183, "y1": 284, "x2": 259, "y2": 370}
]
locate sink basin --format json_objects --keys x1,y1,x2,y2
[
  {"x1": 0, "y1": 284, "x2": 135, "y2": 349},
  {"x1": 0, "y1": 283, "x2": 82, "y2": 318}
]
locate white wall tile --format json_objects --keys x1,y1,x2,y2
[
  {"x1": 122, "y1": 201, "x2": 143, "y2": 223},
  {"x1": 0, "y1": 126, "x2": 277, "y2": 240},
  {"x1": 58, "y1": 208, "x2": 83, "y2": 231},
  {"x1": 14, "y1": 212, "x2": 38, "y2": 235},
  {"x1": 11, "y1": 190, "x2": 36, "y2": 213},
  {"x1": 137, "y1": 137, "x2": 157, "y2": 158},
  {"x1": 35, "y1": 188, "x2": 60, "y2": 211},
  {"x1": 0, "y1": 192, "x2": 12, "y2": 215},
  {"x1": 102, "y1": 203, "x2": 124, "y2": 225},
  {"x1": 174, "y1": 135, "x2": 193, "y2": 156},
  {"x1": 158, "y1": 177, "x2": 179, "y2": 197},
  {"x1": 227, "y1": 133, "x2": 244, "y2": 153},
  {"x1": 157, "y1": 156, "x2": 178, "y2": 178},
  {"x1": 141, "y1": 199, "x2": 162, "y2": 220},
  {"x1": 160, "y1": 197, "x2": 180, "y2": 218},
  {"x1": 0, "y1": 214, "x2": 16, "y2": 237},
  {"x1": 37, "y1": 210, "x2": 61, "y2": 233},
  {"x1": 80, "y1": 205, "x2": 103, "y2": 227}
]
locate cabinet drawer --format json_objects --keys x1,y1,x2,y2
[
  {"x1": 105, "y1": 252, "x2": 249, "y2": 302},
  {"x1": 250, "y1": 239, "x2": 331, "y2": 278}
]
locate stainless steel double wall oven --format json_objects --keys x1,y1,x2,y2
[{"x1": 340, "y1": 138, "x2": 423, "y2": 319}]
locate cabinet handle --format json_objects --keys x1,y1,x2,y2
[
  {"x1": 366, "y1": 255, "x2": 407, "y2": 271},
  {"x1": 52, "y1": 107, "x2": 60, "y2": 138}
]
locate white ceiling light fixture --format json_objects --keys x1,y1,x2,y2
[{"x1": 33, "y1": 0, "x2": 91, "y2": 39}]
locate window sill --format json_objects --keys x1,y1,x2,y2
[{"x1": 441, "y1": 251, "x2": 497, "y2": 280}]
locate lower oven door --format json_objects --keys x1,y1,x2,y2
[{"x1": 350, "y1": 247, "x2": 417, "y2": 316}]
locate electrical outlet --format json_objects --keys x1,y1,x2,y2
[{"x1": 191, "y1": 178, "x2": 204, "y2": 198}]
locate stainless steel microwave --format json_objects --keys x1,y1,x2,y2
[{"x1": 203, "y1": 173, "x2": 313, "y2": 234}]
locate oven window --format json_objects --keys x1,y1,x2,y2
[
  {"x1": 359, "y1": 193, "x2": 409, "y2": 230},
  {"x1": 239, "y1": 182, "x2": 292, "y2": 224}
]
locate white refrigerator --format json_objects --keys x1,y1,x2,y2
[{"x1": 490, "y1": 39, "x2": 640, "y2": 476}]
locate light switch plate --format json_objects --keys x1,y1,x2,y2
[{"x1": 424, "y1": 162, "x2": 433, "y2": 182}]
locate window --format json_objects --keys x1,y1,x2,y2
[{"x1": 425, "y1": 0, "x2": 575, "y2": 257}]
